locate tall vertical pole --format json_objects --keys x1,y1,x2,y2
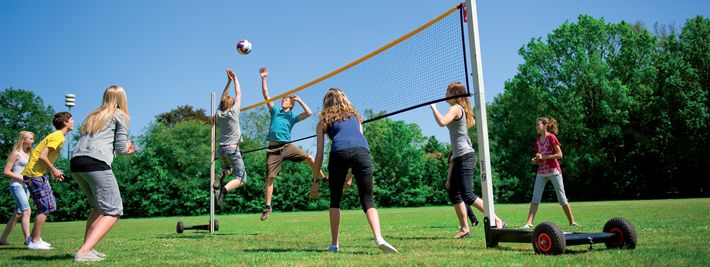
[
  {"x1": 465, "y1": 0, "x2": 497, "y2": 231},
  {"x1": 210, "y1": 93, "x2": 215, "y2": 233}
]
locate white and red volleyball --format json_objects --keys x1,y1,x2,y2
[{"x1": 236, "y1": 40, "x2": 252, "y2": 55}]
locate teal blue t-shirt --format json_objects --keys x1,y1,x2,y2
[{"x1": 267, "y1": 106, "x2": 299, "y2": 142}]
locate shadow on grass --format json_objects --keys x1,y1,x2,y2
[
  {"x1": 493, "y1": 246, "x2": 594, "y2": 255},
  {"x1": 387, "y1": 236, "x2": 443, "y2": 240},
  {"x1": 0, "y1": 247, "x2": 30, "y2": 251},
  {"x1": 13, "y1": 254, "x2": 73, "y2": 261},
  {"x1": 150, "y1": 232, "x2": 256, "y2": 240},
  {"x1": 243, "y1": 248, "x2": 370, "y2": 255}
]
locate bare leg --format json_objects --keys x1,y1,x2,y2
[
  {"x1": 77, "y1": 215, "x2": 120, "y2": 255},
  {"x1": 84, "y1": 208, "x2": 101, "y2": 243},
  {"x1": 0, "y1": 213, "x2": 21, "y2": 245},
  {"x1": 304, "y1": 156, "x2": 326, "y2": 179},
  {"x1": 454, "y1": 203, "x2": 469, "y2": 234},
  {"x1": 562, "y1": 204, "x2": 575, "y2": 224},
  {"x1": 224, "y1": 179, "x2": 244, "y2": 192},
  {"x1": 526, "y1": 203, "x2": 539, "y2": 225},
  {"x1": 471, "y1": 198, "x2": 504, "y2": 228},
  {"x1": 329, "y1": 208, "x2": 340, "y2": 246},
  {"x1": 265, "y1": 178, "x2": 275, "y2": 206},
  {"x1": 21, "y1": 209, "x2": 31, "y2": 241},
  {"x1": 364, "y1": 208, "x2": 383, "y2": 239},
  {"x1": 30, "y1": 213, "x2": 47, "y2": 243}
]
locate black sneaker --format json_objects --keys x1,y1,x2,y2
[
  {"x1": 214, "y1": 172, "x2": 226, "y2": 190},
  {"x1": 214, "y1": 187, "x2": 226, "y2": 209},
  {"x1": 261, "y1": 206, "x2": 272, "y2": 221}
]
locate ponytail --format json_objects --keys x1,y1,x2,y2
[{"x1": 537, "y1": 117, "x2": 559, "y2": 135}]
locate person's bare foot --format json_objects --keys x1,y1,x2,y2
[{"x1": 0, "y1": 240, "x2": 11, "y2": 246}]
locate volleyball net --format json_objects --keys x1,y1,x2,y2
[{"x1": 239, "y1": 3, "x2": 470, "y2": 153}]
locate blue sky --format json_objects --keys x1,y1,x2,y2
[{"x1": 1, "y1": 0, "x2": 708, "y2": 153}]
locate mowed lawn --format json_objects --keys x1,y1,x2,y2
[{"x1": 1, "y1": 198, "x2": 708, "y2": 266}]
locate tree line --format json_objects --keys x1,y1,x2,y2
[{"x1": 0, "y1": 15, "x2": 707, "y2": 222}]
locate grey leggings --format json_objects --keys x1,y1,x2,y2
[{"x1": 531, "y1": 173, "x2": 569, "y2": 205}]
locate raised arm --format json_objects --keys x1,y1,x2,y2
[
  {"x1": 430, "y1": 104, "x2": 462, "y2": 127},
  {"x1": 228, "y1": 69, "x2": 241, "y2": 106},
  {"x1": 260, "y1": 67, "x2": 274, "y2": 110},
  {"x1": 3, "y1": 152, "x2": 23, "y2": 183},
  {"x1": 292, "y1": 95, "x2": 312, "y2": 121},
  {"x1": 222, "y1": 68, "x2": 233, "y2": 99}
]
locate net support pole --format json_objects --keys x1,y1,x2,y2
[
  {"x1": 210, "y1": 92, "x2": 215, "y2": 234},
  {"x1": 465, "y1": 0, "x2": 497, "y2": 232}
]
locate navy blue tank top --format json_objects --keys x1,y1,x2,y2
[{"x1": 327, "y1": 116, "x2": 370, "y2": 152}]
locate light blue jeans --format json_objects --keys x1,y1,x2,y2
[{"x1": 9, "y1": 185, "x2": 31, "y2": 213}]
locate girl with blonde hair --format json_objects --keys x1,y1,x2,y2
[
  {"x1": 1, "y1": 131, "x2": 35, "y2": 245},
  {"x1": 311, "y1": 88, "x2": 397, "y2": 254},
  {"x1": 430, "y1": 82, "x2": 506, "y2": 239},
  {"x1": 70, "y1": 85, "x2": 136, "y2": 262}
]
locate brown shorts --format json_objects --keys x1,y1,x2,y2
[{"x1": 266, "y1": 143, "x2": 310, "y2": 179}]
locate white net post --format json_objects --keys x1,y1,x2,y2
[
  {"x1": 210, "y1": 92, "x2": 215, "y2": 233},
  {"x1": 465, "y1": 0, "x2": 497, "y2": 227}
]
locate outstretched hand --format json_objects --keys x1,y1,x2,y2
[
  {"x1": 226, "y1": 68, "x2": 236, "y2": 80},
  {"x1": 291, "y1": 95, "x2": 301, "y2": 102},
  {"x1": 126, "y1": 140, "x2": 137, "y2": 155},
  {"x1": 430, "y1": 103, "x2": 437, "y2": 110},
  {"x1": 259, "y1": 67, "x2": 269, "y2": 78}
]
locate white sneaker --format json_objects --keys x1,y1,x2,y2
[
  {"x1": 375, "y1": 238, "x2": 398, "y2": 254},
  {"x1": 27, "y1": 241, "x2": 52, "y2": 250},
  {"x1": 25, "y1": 237, "x2": 51, "y2": 247},
  {"x1": 90, "y1": 249, "x2": 106, "y2": 257},
  {"x1": 325, "y1": 245, "x2": 339, "y2": 252},
  {"x1": 522, "y1": 224, "x2": 533, "y2": 229}
]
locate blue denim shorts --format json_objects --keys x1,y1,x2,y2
[
  {"x1": 218, "y1": 146, "x2": 247, "y2": 183},
  {"x1": 9, "y1": 185, "x2": 31, "y2": 213}
]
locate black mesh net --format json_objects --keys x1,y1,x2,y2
[{"x1": 240, "y1": 4, "x2": 468, "y2": 153}]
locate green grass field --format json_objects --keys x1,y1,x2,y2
[{"x1": 1, "y1": 198, "x2": 709, "y2": 266}]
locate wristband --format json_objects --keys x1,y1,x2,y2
[{"x1": 311, "y1": 176, "x2": 318, "y2": 184}]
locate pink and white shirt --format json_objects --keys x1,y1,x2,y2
[{"x1": 535, "y1": 134, "x2": 562, "y2": 176}]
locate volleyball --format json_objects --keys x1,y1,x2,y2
[{"x1": 237, "y1": 40, "x2": 252, "y2": 55}]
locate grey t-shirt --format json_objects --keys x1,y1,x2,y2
[
  {"x1": 216, "y1": 103, "x2": 243, "y2": 146},
  {"x1": 447, "y1": 104, "x2": 475, "y2": 158}
]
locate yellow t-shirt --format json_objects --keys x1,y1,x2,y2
[{"x1": 21, "y1": 130, "x2": 66, "y2": 177}]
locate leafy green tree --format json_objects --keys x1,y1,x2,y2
[
  {"x1": 155, "y1": 105, "x2": 209, "y2": 127},
  {"x1": 490, "y1": 15, "x2": 709, "y2": 203},
  {"x1": 0, "y1": 88, "x2": 55, "y2": 157},
  {"x1": 239, "y1": 106, "x2": 270, "y2": 151}
]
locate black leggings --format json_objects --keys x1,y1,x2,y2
[
  {"x1": 448, "y1": 152, "x2": 479, "y2": 205},
  {"x1": 328, "y1": 147, "x2": 376, "y2": 213}
]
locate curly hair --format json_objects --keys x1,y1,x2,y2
[{"x1": 319, "y1": 88, "x2": 362, "y2": 132}]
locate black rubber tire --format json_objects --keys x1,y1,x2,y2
[
  {"x1": 532, "y1": 221, "x2": 566, "y2": 255},
  {"x1": 177, "y1": 221, "x2": 184, "y2": 234},
  {"x1": 603, "y1": 217, "x2": 637, "y2": 249},
  {"x1": 214, "y1": 220, "x2": 219, "y2": 231}
]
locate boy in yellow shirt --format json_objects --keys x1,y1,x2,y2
[{"x1": 21, "y1": 112, "x2": 74, "y2": 250}]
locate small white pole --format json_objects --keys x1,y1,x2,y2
[
  {"x1": 210, "y1": 93, "x2": 215, "y2": 233},
  {"x1": 465, "y1": 0, "x2": 497, "y2": 227}
]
